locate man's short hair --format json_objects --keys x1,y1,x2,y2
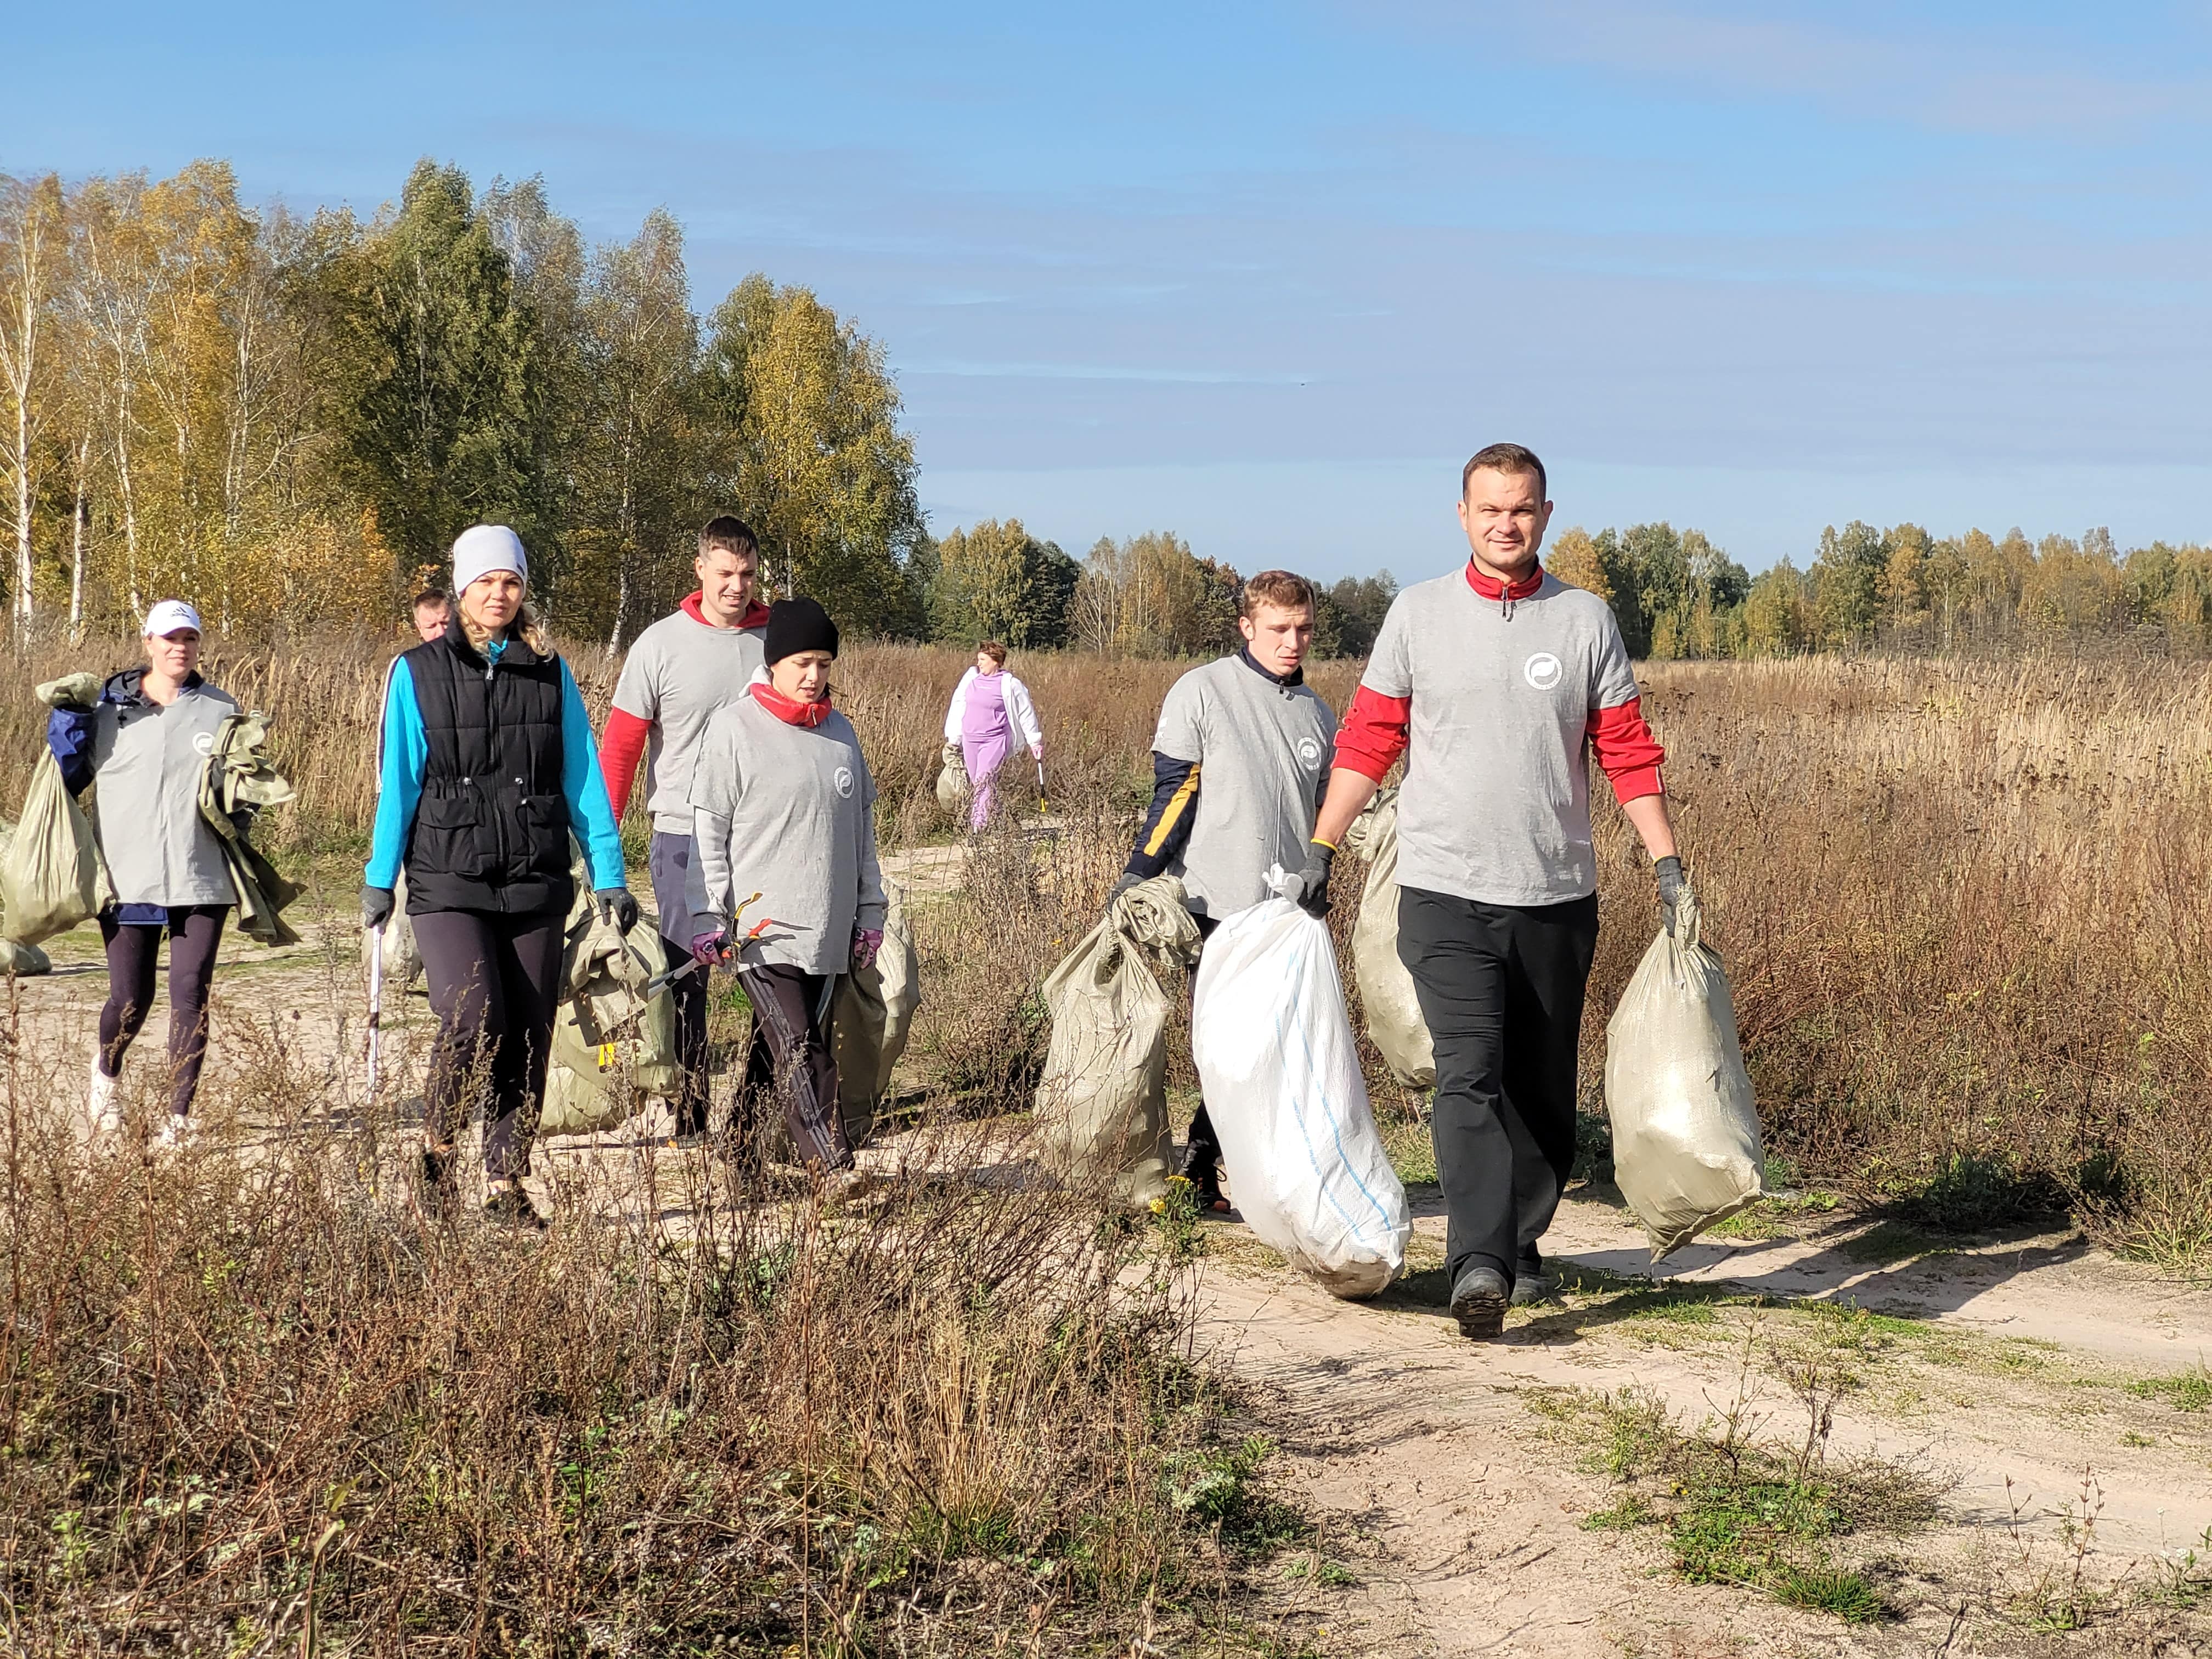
[
  {"x1": 411, "y1": 589, "x2": 449, "y2": 613},
  {"x1": 977, "y1": 640, "x2": 1008, "y2": 664},
  {"x1": 1461, "y1": 442, "x2": 1547, "y2": 503},
  {"x1": 698, "y1": 515, "x2": 760, "y2": 561},
  {"x1": 1240, "y1": 569, "x2": 1317, "y2": 618}
]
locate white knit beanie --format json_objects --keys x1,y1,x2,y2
[{"x1": 452, "y1": 524, "x2": 528, "y2": 596}]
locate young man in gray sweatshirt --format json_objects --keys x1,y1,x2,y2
[
  {"x1": 1111, "y1": 569, "x2": 1339, "y2": 1212},
  {"x1": 600, "y1": 516, "x2": 771, "y2": 1140},
  {"x1": 1305, "y1": 444, "x2": 1681, "y2": 1340}
]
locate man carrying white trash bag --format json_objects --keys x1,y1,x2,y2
[{"x1": 1304, "y1": 443, "x2": 1716, "y2": 1339}]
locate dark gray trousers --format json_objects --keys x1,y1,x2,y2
[
  {"x1": 1397, "y1": 886, "x2": 1599, "y2": 1289},
  {"x1": 648, "y1": 832, "x2": 712, "y2": 1136}
]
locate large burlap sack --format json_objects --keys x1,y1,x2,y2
[
  {"x1": 0, "y1": 821, "x2": 41, "y2": 970},
  {"x1": 1192, "y1": 871, "x2": 1410, "y2": 1299},
  {"x1": 540, "y1": 878, "x2": 678, "y2": 1137},
  {"x1": 832, "y1": 881, "x2": 920, "y2": 1147},
  {"x1": 1604, "y1": 884, "x2": 1766, "y2": 1260},
  {"x1": 1033, "y1": 875, "x2": 1199, "y2": 1207},
  {"x1": 935, "y1": 740, "x2": 967, "y2": 810},
  {"x1": 1342, "y1": 787, "x2": 1434, "y2": 1091},
  {"x1": 0, "y1": 753, "x2": 112, "y2": 945}
]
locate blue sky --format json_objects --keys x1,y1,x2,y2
[{"x1": 10, "y1": 1, "x2": 2210, "y2": 582}]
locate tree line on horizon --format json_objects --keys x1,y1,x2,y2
[{"x1": 5, "y1": 160, "x2": 2208, "y2": 662}]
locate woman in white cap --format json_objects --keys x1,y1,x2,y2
[
  {"x1": 362, "y1": 525, "x2": 634, "y2": 1228},
  {"x1": 688, "y1": 597, "x2": 885, "y2": 1172},
  {"x1": 48, "y1": 600, "x2": 238, "y2": 1143}
]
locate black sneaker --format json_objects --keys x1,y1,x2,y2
[
  {"x1": 1450, "y1": 1265, "x2": 1511, "y2": 1339},
  {"x1": 1188, "y1": 1169, "x2": 1232, "y2": 1214},
  {"x1": 419, "y1": 1147, "x2": 458, "y2": 1218},
  {"x1": 483, "y1": 1186, "x2": 549, "y2": 1232},
  {"x1": 1510, "y1": 1252, "x2": 1552, "y2": 1306}
]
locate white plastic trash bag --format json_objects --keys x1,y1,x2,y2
[
  {"x1": 1192, "y1": 871, "x2": 1410, "y2": 1299},
  {"x1": 362, "y1": 868, "x2": 424, "y2": 994},
  {"x1": 1343, "y1": 786, "x2": 1434, "y2": 1091},
  {"x1": 1604, "y1": 883, "x2": 1765, "y2": 1260},
  {"x1": 1034, "y1": 875, "x2": 1198, "y2": 1207}
]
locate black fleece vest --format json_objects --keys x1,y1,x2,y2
[{"x1": 400, "y1": 624, "x2": 574, "y2": 917}]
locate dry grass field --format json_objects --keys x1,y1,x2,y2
[{"x1": 3, "y1": 631, "x2": 2210, "y2": 1654}]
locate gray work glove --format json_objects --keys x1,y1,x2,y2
[
  {"x1": 362, "y1": 885, "x2": 395, "y2": 930},
  {"x1": 1653, "y1": 855, "x2": 1685, "y2": 935},
  {"x1": 1295, "y1": 840, "x2": 1337, "y2": 918},
  {"x1": 597, "y1": 888, "x2": 640, "y2": 934},
  {"x1": 1108, "y1": 872, "x2": 1143, "y2": 908}
]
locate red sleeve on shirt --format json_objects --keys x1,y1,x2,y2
[
  {"x1": 1588, "y1": 697, "x2": 1666, "y2": 805},
  {"x1": 600, "y1": 707, "x2": 652, "y2": 825},
  {"x1": 1334, "y1": 685, "x2": 1412, "y2": 783}
]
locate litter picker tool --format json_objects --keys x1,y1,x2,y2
[
  {"x1": 1036, "y1": 757, "x2": 1049, "y2": 817},
  {"x1": 642, "y1": 898, "x2": 771, "y2": 998},
  {"x1": 365, "y1": 922, "x2": 385, "y2": 1099}
]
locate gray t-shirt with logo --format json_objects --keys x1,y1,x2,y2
[
  {"x1": 1153, "y1": 654, "x2": 1337, "y2": 919},
  {"x1": 1363, "y1": 569, "x2": 1640, "y2": 907},
  {"x1": 687, "y1": 693, "x2": 887, "y2": 975},
  {"x1": 611, "y1": 607, "x2": 766, "y2": 833}
]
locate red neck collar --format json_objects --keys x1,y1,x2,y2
[
  {"x1": 682, "y1": 591, "x2": 771, "y2": 631},
  {"x1": 749, "y1": 677, "x2": 832, "y2": 728},
  {"x1": 1464, "y1": 561, "x2": 1544, "y2": 602}
]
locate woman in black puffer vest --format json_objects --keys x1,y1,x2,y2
[{"x1": 363, "y1": 525, "x2": 636, "y2": 1229}]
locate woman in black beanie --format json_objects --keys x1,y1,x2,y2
[{"x1": 685, "y1": 599, "x2": 885, "y2": 1167}]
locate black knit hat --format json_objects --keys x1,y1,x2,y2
[{"x1": 763, "y1": 596, "x2": 839, "y2": 664}]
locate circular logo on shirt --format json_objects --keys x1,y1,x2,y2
[
  {"x1": 193, "y1": 732, "x2": 216, "y2": 755},
  {"x1": 1296, "y1": 736, "x2": 1323, "y2": 771},
  {"x1": 1523, "y1": 652, "x2": 1564, "y2": 691},
  {"x1": 833, "y1": 766, "x2": 855, "y2": 800}
]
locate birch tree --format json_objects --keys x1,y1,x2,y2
[{"x1": 0, "y1": 172, "x2": 64, "y2": 628}]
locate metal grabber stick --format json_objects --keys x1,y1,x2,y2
[{"x1": 366, "y1": 922, "x2": 385, "y2": 1100}]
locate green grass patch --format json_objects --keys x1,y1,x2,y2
[
  {"x1": 2128, "y1": 1366, "x2": 2212, "y2": 1412},
  {"x1": 1707, "y1": 1187, "x2": 1844, "y2": 1242},
  {"x1": 1380, "y1": 1114, "x2": 1437, "y2": 1187},
  {"x1": 1532, "y1": 1386, "x2": 1940, "y2": 1626},
  {"x1": 1839, "y1": 1220, "x2": 1954, "y2": 1265}
]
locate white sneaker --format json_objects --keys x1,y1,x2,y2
[
  {"x1": 153, "y1": 1113, "x2": 197, "y2": 1152},
  {"x1": 87, "y1": 1063, "x2": 121, "y2": 1139}
]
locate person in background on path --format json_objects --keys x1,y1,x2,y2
[
  {"x1": 1304, "y1": 443, "x2": 1679, "y2": 1340},
  {"x1": 362, "y1": 525, "x2": 634, "y2": 1229},
  {"x1": 688, "y1": 598, "x2": 885, "y2": 1175},
  {"x1": 598, "y1": 516, "x2": 770, "y2": 1143},
  {"x1": 1109, "y1": 571, "x2": 1338, "y2": 1214},
  {"x1": 411, "y1": 589, "x2": 452, "y2": 645},
  {"x1": 50, "y1": 600, "x2": 240, "y2": 1146},
  {"x1": 942, "y1": 641, "x2": 1043, "y2": 830}
]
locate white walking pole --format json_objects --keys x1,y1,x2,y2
[{"x1": 366, "y1": 923, "x2": 385, "y2": 1099}]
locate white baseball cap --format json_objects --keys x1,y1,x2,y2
[{"x1": 142, "y1": 600, "x2": 204, "y2": 638}]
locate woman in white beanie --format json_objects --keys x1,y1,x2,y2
[
  {"x1": 47, "y1": 600, "x2": 239, "y2": 1144},
  {"x1": 362, "y1": 525, "x2": 635, "y2": 1228}
]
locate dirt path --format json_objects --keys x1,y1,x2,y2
[{"x1": 1194, "y1": 1188, "x2": 2212, "y2": 1656}]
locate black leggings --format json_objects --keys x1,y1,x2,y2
[
  {"x1": 98, "y1": 906, "x2": 229, "y2": 1117},
  {"x1": 735, "y1": 961, "x2": 849, "y2": 1171},
  {"x1": 411, "y1": 908, "x2": 566, "y2": 1182}
]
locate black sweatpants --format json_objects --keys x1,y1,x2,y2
[
  {"x1": 1181, "y1": 911, "x2": 1224, "y2": 1177},
  {"x1": 1397, "y1": 885, "x2": 1599, "y2": 1289},
  {"x1": 412, "y1": 907, "x2": 566, "y2": 1181},
  {"x1": 648, "y1": 832, "x2": 712, "y2": 1136},
  {"x1": 98, "y1": 905, "x2": 229, "y2": 1117},
  {"x1": 735, "y1": 960, "x2": 850, "y2": 1171}
]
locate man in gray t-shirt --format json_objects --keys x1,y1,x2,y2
[
  {"x1": 600, "y1": 515, "x2": 770, "y2": 1140},
  {"x1": 1110, "y1": 571, "x2": 1338, "y2": 1212},
  {"x1": 1306, "y1": 444, "x2": 1683, "y2": 1341}
]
